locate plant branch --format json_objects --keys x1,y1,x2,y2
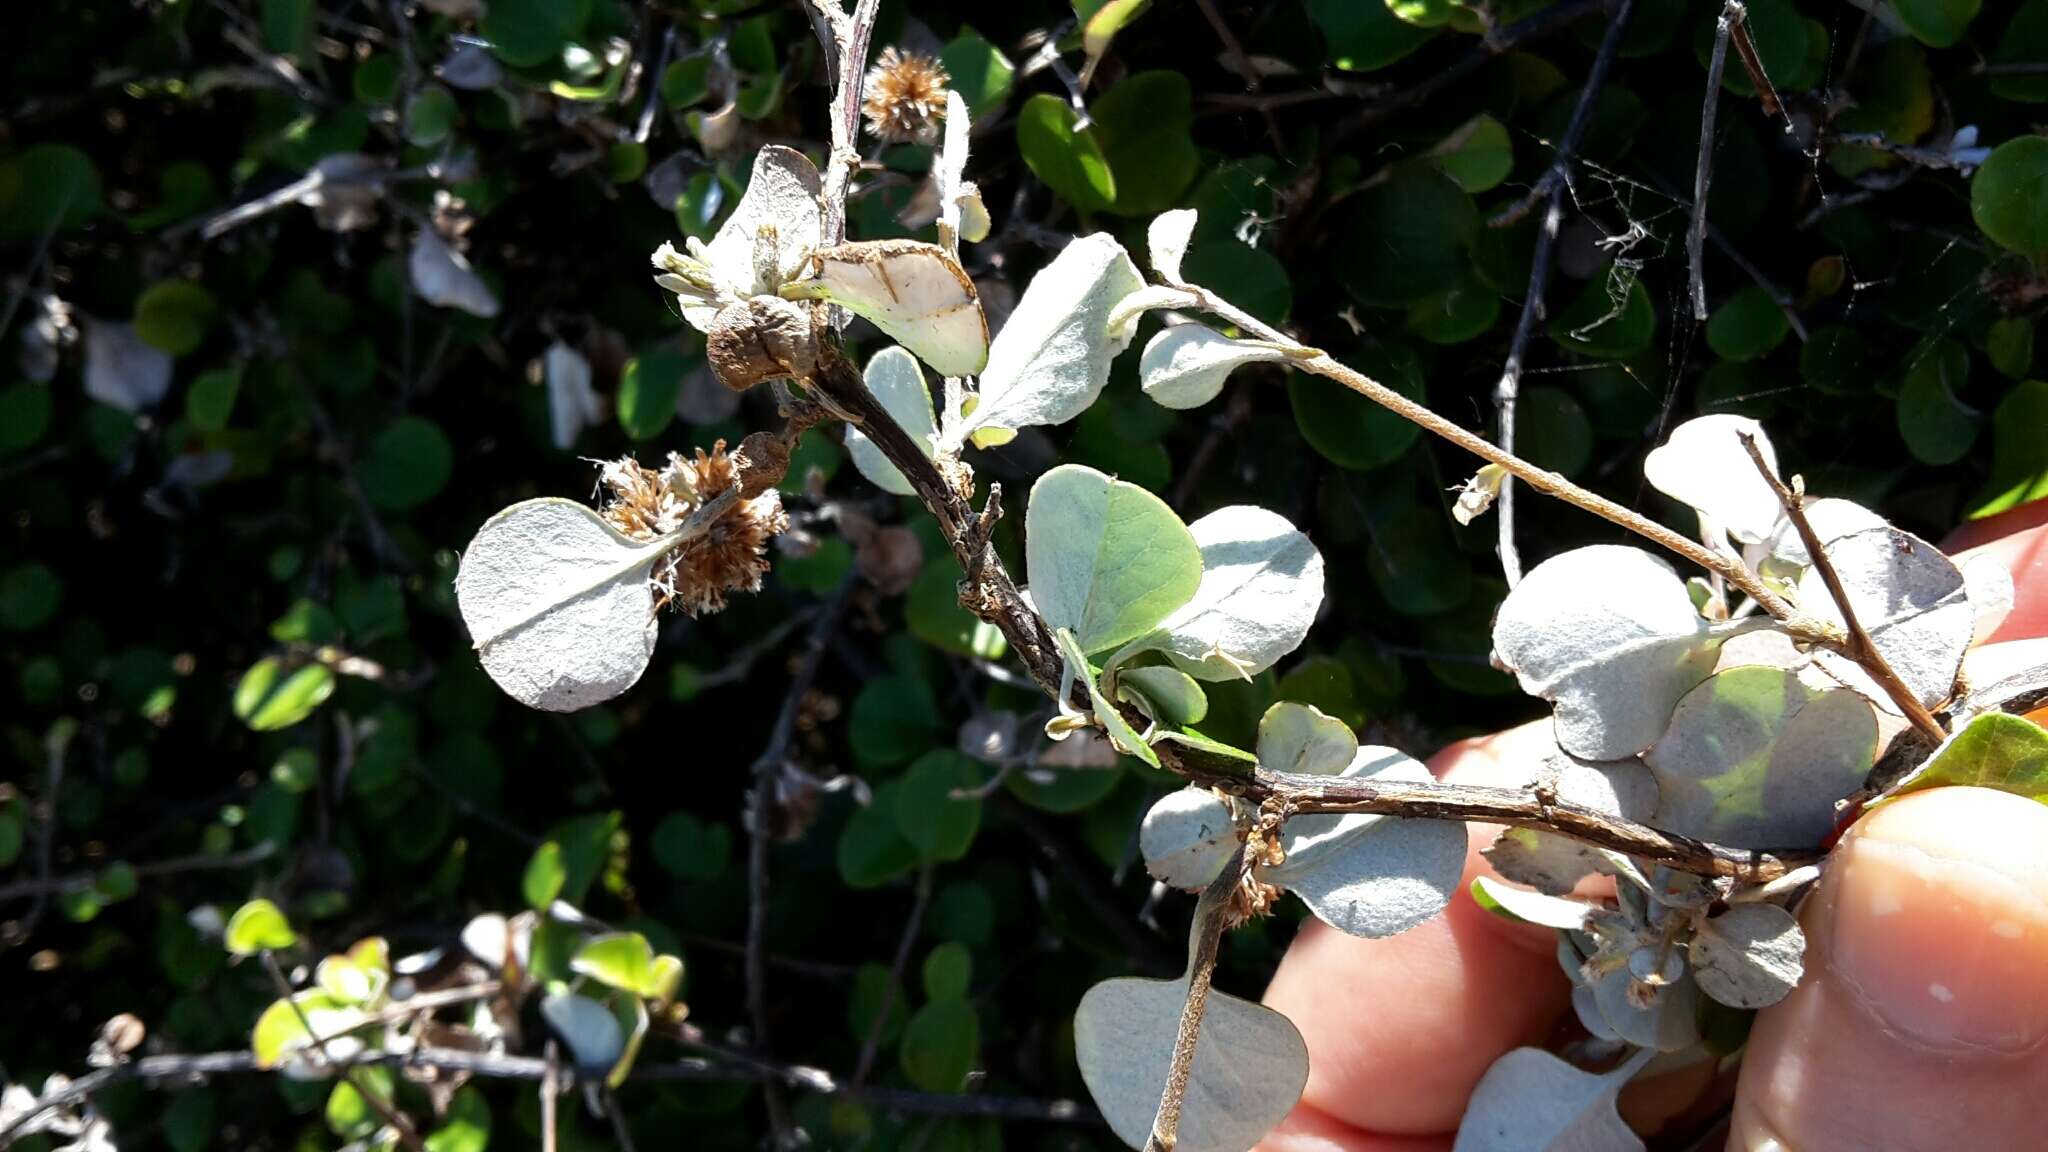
[
  {"x1": 852, "y1": 864, "x2": 932, "y2": 1087},
  {"x1": 1143, "y1": 846, "x2": 1247, "y2": 1152},
  {"x1": 1491, "y1": 0, "x2": 1634, "y2": 229},
  {"x1": 0, "y1": 1045, "x2": 1098, "y2": 1147},
  {"x1": 1690, "y1": 0, "x2": 1741, "y2": 320},
  {"x1": 744, "y1": 574, "x2": 854, "y2": 1146},
  {"x1": 1736, "y1": 434, "x2": 1947, "y2": 742},
  {"x1": 260, "y1": 952, "x2": 424, "y2": 1152}
]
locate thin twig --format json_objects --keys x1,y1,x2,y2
[
  {"x1": 1494, "y1": 193, "x2": 1561, "y2": 588},
  {"x1": 1142, "y1": 847, "x2": 1247, "y2": 1152},
  {"x1": 852, "y1": 864, "x2": 933, "y2": 1087},
  {"x1": 1193, "y1": 0, "x2": 1284, "y2": 152},
  {"x1": 0, "y1": 1046, "x2": 1098, "y2": 1147},
  {"x1": 0, "y1": 841, "x2": 277, "y2": 905},
  {"x1": 808, "y1": 0, "x2": 881, "y2": 248},
  {"x1": 1491, "y1": 0, "x2": 1635, "y2": 229},
  {"x1": 540, "y1": 1042, "x2": 560, "y2": 1152},
  {"x1": 1727, "y1": 7, "x2": 1788, "y2": 125},
  {"x1": 1691, "y1": 0, "x2": 1741, "y2": 320},
  {"x1": 745, "y1": 576, "x2": 855, "y2": 1146},
  {"x1": 1736, "y1": 434, "x2": 1947, "y2": 741},
  {"x1": 10, "y1": 722, "x2": 71, "y2": 947},
  {"x1": 603, "y1": 1089, "x2": 639, "y2": 1152}
]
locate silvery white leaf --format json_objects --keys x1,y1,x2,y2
[
  {"x1": 948, "y1": 234, "x2": 1146, "y2": 447},
  {"x1": 1153, "y1": 505, "x2": 1325, "y2": 681},
  {"x1": 1470, "y1": 876, "x2": 1598, "y2": 931},
  {"x1": 544, "y1": 341, "x2": 601, "y2": 451},
  {"x1": 1147, "y1": 209, "x2": 1198, "y2": 283},
  {"x1": 801, "y1": 240, "x2": 989, "y2": 378},
  {"x1": 1799, "y1": 525, "x2": 1971, "y2": 711},
  {"x1": 1266, "y1": 747, "x2": 1467, "y2": 939},
  {"x1": 1642, "y1": 414, "x2": 1782, "y2": 542},
  {"x1": 83, "y1": 320, "x2": 172, "y2": 413},
  {"x1": 1961, "y1": 550, "x2": 2016, "y2": 645},
  {"x1": 1750, "y1": 496, "x2": 1885, "y2": 575},
  {"x1": 1589, "y1": 965, "x2": 1700, "y2": 1052},
  {"x1": 1492, "y1": 546, "x2": 1725, "y2": 760},
  {"x1": 1485, "y1": 828, "x2": 1621, "y2": 897},
  {"x1": 1255, "y1": 701, "x2": 1354, "y2": 775},
  {"x1": 846, "y1": 346, "x2": 936, "y2": 496},
  {"x1": 1647, "y1": 666, "x2": 1876, "y2": 848},
  {"x1": 1074, "y1": 902, "x2": 1308, "y2": 1152},
  {"x1": 704, "y1": 145, "x2": 821, "y2": 296},
  {"x1": 1454, "y1": 1047, "x2": 1651, "y2": 1152},
  {"x1": 410, "y1": 231, "x2": 501, "y2": 318},
  {"x1": 1139, "y1": 324, "x2": 1290, "y2": 410},
  {"x1": 540, "y1": 992, "x2": 624, "y2": 1072},
  {"x1": 1139, "y1": 787, "x2": 1238, "y2": 890},
  {"x1": 1688, "y1": 902, "x2": 1804, "y2": 1009},
  {"x1": 1106, "y1": 283, "x2": 1203, "y2": 334},
  {"x1": 455, "y1": 498, "x2": 676, "y2": 711}
]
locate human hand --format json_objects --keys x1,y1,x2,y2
[{"x1": 1257, "y1": 504, "x2": 2048, "y2": 1151}]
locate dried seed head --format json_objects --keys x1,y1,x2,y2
[
  {"x1": 706, "y1": 296, "x2": 818, "y2": 392},
  {"x1": 599, "y1": 442, "x2": 791, "y2": 617},
  {"x1": 861, "y1": 47, "x2": 949, "y2": 144}
]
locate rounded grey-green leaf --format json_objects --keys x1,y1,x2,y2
[
  {"x1": 1025, "y1": 465, "x2": 1203, "y2": 655},
  {"x1": 1799, "y1": 525, "x2": 1972, "y2": 712},
  {"x1": 1267, "y1": 747, "x2": 1467, "y2": 939},
  {"x1": 455, "y1": 499, "x2": 672, "y2": 712},
  {"x1": 1647, "y1": 667, "x2": 1876, "y2": 848},
  {"x1": 1154, "y1": 506, "x2": 1325, "y2": 682},
  {"x1": 1689, "y1": 902, "x2": 1804, "y2": 1009},
  {"x1": 1453, "y1": 1046, "x2": 1650, "y2": 1152},
  {"x1": 1139, "y1": 787, "x2": 1239, "y2": 890},
  {"x1": 1138, "y1": 324, "x2": 1289, "y2": 410},
  {"x1": 1256, "y1": 701, "x2": 1356, "y2": 776},
  {"x1": 846, "y1": 345, "x2": 936, "y2": 495},
  {"x1": 1073, "y1": 976, "x2": 1307, "y2": 1152}
]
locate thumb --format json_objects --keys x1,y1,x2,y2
[{"x1": 1728, "y1": 786, "x2": 2048, "y2": 1150}]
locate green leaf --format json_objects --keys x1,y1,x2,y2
[
  {"x1": 0, "y1": 806, "x2": 22, "y2": 870},
  {"x1": 1119, "y1": 665, "x2": 1208, "y2": 726},
  {"x1": 425, "y1": 1086, "x2": 492, "y2": 1152},
  {"x1": 1989, "y1": 317, "x2": 2034, "y2": 380},
  {"x1": 480, "y1": 0, "x2": 579, "y2": 68},
  {"x1": 1970, "y1": 380, "x2": 2048, "y2": 517},
  {"x1": 1992, "y1": 0, "x2": 2048, "y2": 102},
  {"x1": 851, "y1": 673, "x2": 943, "y2": 767},
  {"x1": 1973, "y1": 136, "x2": 2048, "y2": 253},
  {"x1": 0, "y1": 563, "x2": 62, "y2": 632},
  {"x1": 0, "y1": 143, "x2": 103, "y2": 235},
  {"x1": 1517, "y1": 387, "x2": 1594, "y2": 479},
  {"x1": 185, "y1": 367, "x2": 241, "y2": 432},
  {"x1": 1705, "y1": 285, "x2": 1789, "y2": 363},
  {"x1": 0, "y1": 383, "x2": 53, "y2": 455},
  {"x1": 893, "y1": 750, "x2": 983, "y2": 864},
  {"x1": 839, "y1": 780, "x2": 921, "y2": 888},
  {"x1": 650, "y1": 811, "x2": 730, "y2": 880},
  {"x1": 225, "y1": 898, "x2": 297, "y2": 955},
  {"x1": 900, "y1": 999, "x2": 979, "y2": 1092},
  {"x1": 939, "y1": 30, "x2": 1015, "y2": 121},
  {"x1": 524, "y1": 840, "x2": 567, "y2": 909},
  {"x1": 164, "y1": 1089, "x2": 215, "y2": 1152},
  {"x1": 1305, "y1": 0, "x2": 1435, "y2": 71},
  {"x1": 1432, "y1": 114, "x2": 1512, "y2": 193},
  {"x1": 262, "y1": 0, "x2": 314, "y2": 56},
  {"x1": 325, "y1": 1066, "x2": 395, "y2": 1140},
  {"x1": 1334, "y1": 165, "x2": 1476, "y2": 307},
  {"x1": 849, "y1": 962, "x2": 910, "y2": 1045},
  {"x1": 1090, "y1": 71, "x2": 1197, "y2": 217},
  {"x1": 618, "y1": 345, "x2": 688, "y2": 440},
  {"x1": 1405, "y1": 276, "x2": 1500, "y2": 344},
  {"x1": 1891, "y1": 0, "x2": 1981, "y2": 47},
  {"x1": 571, "y1": 932, "x2": 662, "y2": 997},
  {"x1": 233, "y1": 659, "x2": 336, "y2": 731},
  {"x1": 1885, "y1": 713, "x2": 2048, "y2": 806},
  {"x1": 1024, "y1": 464, "x2": 1202, "y2": 654},
  {"x1": 1897, "y1": 338, "x2": 1979, "y2": 466},
  {"x1": 359, "y1": 416, "x2": 453, "y2": 510},
  {"x1": 1016, "y1": 95, "x2": 1114, "y2": 213},
  {"x1": 406, "y1": 86, "x2": 460, "y2": 146},
  {"x1": 133, "y1": 281, "x2": 218, "y2": 356},
  {"x1": 1548, "y1": 275, "x2": 1655, "y2": 359},
  {"x1": 922, "y1": 941, "x2": 973, "y2": 1001}
]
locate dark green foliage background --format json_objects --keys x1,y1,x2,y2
[{"x1": 3, "y1": 0, "x2": 2047, "y2": 1148}]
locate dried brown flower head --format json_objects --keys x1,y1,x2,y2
[
  {"x1": 861, "y1": 47, "x2": 949, "y2": 144},
  {"x1": 599, "y1": 441, "x2": 790, "y2": 617}
]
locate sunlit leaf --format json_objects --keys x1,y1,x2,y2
[
  {"x1": 1689, "y1": 902, "x2": 1804, "y2": 1009},
  {"x1": 1256, "y1": 701, "x2": 1355, "y2": 775},
  {"x1": 1800, "y1": 525, "x2": 1972, "y2": 711},
  {"x1": 948, "y1": 235, "x2": 1146, "y2": 447},
  {"x1": 1469, "y1": 876, "x2": 1596, "y2": 930},
  {"x1": 225, "y1": 899, "x2": 297, "y2": 955},
  {"x1": 846, "y1": 346, "x2": 938, "y2": 495},
  {"x1": 1139, "y1": 786, "x2": 1239, "y2": 889},
  {"x1": 1647, "y1": 666, "x2": 1876, "y2": 848},
  {"x1": 541, "y1": 991, "x2": 625, "y2": 1073},
  {"x1": 454, "y1": 499, "x2": 678, "y2": 711},
  {"x1": 1026, "y1": 465, "x2": 1203, "y2": 654},
  {"x1": 1642, "y1": 414, "x2": 1782, "y2": 543},
  {"x1": 1882, "y1": 711, "x2": 2048, "y2": 806},
  {"x1": 1453, "y1": 1047, "x2": 1650, "y2": 1151},
  {"x1": 1138, "y1": 324, "x2": 1290, "y2": 410},
  {"x1": 707, "y1": 145, "x2": 822, "y2": 296},
  {"x1": 1492, "y1": 546, "x2": 1735, "y2": 760},
  {"x1": 1265, "y1": 747, "x2": 1467, "y2": 938},
  {"x1": 798, "y1": 240, "x2": 989, "y2": 378}
]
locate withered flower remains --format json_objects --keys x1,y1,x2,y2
[
  {"x1": 861, "y1": 47, "x2": 949, "y2": 144},
  {"x1": 599, "y1": 442, "x2": 789, "y2": 617}
]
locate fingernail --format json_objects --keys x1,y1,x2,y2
[{"x1": 1825, "y1": 788, "x2": 2048, "y2": 1055}]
